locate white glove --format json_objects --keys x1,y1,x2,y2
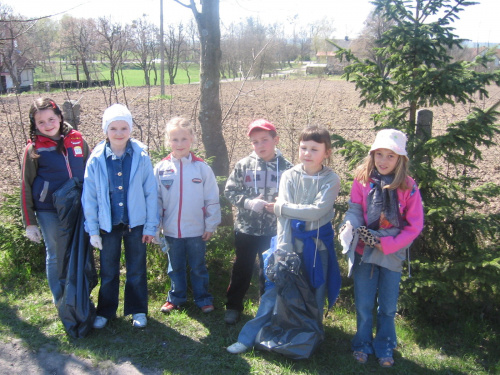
[
  {"x1": 339, "y1": 220, "x2": 354, "y2": 254},
  {"x1": 26, "y1": 225, "x2": 42, "y2": 243},
  {"x1": 244, "y1": 197, "x2": 268, "y2": 213},
  {"x1": 90, "y1": 235, "x2": 103, "y2": 250}
]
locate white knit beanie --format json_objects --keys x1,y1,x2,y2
[
  {"x1": 102, "y1": 104, "x2": 133, "y2": 134},
  {"x1": 369, "y1": 129, "x2": 407, "y2": 156}
]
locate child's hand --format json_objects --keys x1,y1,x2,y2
[
  {"x1": 244, "y1": 196, "x2": 267, "y2": 213},
  {"x1": 142, "y1": 235, "x2": 154, "y2": 244},
  {"x1": 25, "y1": 225, "x2": 42, "y2": 243},
  {"x1": 202, "y1": 232, "x2": 212, "y2": 241},
  {"x1": 356, "y1": 226, "x2": 380, "y2": 248},
  {"x1": 264, "y1": 203, "x2": 275, "y2": 214},
  {"x1": 338, "y1": 221, "x2": 353, "y2": 253},
  {"x1": 90, "y1": 235, "x2": 103, "y2": 250}
]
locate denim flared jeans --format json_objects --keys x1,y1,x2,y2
[
  {"x1": 97, "y1": 224, "x2": 148, "y2": 318},
  {"x1": 351, "y1": 253, "x2": 401, "y2": 358},
  {"x1": 165, "y1": 236, "x2": 213, "y2": 308}
]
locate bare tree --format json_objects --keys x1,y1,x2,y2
[
  {"x1": 59, "y1": 15, "x2": 97, "y2": 84},
  {"x1": 96, "y1": 17, "x2": 129, "y2": 87},
  {"x1": 349, "y1": 10, "x2": 395, "y2": 77},
  {"x1": 220, "y1": 22, "x2": 241, "y2": 79},
  {"x1": 164, "y1": 23, "x2": 184, "y2": 85},
  {"x1": 0, "y1": 5, "x2": 37, "y2": 91},
  {"x1": 309, "y1": 16, "x2": 336, "y2": 55},
  {"x1": 130, "y1": 15, "x2": 159, "y2": 86},
  {"x1": 31, "y1": 18, "x2": 59, "y2": 69},
  {"x1": 173, "y1": 0, "x2": 228, "y2": 178},
  {"x1": 179, "y1": 19, "x2": 198, "y2": 83}
]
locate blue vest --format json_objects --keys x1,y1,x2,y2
[{"x1": 31, "y1": 130, "x2": 86, "y2": 212}]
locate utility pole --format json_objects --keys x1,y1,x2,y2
[{"x1": 160, "y1": 0, "x2": 165, "y2": 95}]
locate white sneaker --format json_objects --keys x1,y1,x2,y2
[
  {"x1": 93, "y1": 315, "x2": 108, "y2": 329},
  {"x1": 132, "y1": 313, "x2": 147, "y2": 328},
  {"x1": 227, "y1": 342, "x2": 248, "y2": 354}
]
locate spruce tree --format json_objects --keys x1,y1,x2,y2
[{"x1": 332, "y1": 0, "x2": 500, "y2": 321}]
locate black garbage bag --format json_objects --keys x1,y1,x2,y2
[
  {"x1": 52, "y1": 177, "x2": 97, "y2": 338},
  {"x1": 255, "y1": 250, "x2": 324, "y2": 360}
]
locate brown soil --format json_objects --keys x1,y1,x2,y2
[{"x1": 1, "y1": 78, "x2": 499, "y2": 209}]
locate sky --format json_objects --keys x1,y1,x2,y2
[{"x1": 2, "y1": 0, "x2": 500, "y2": 43}]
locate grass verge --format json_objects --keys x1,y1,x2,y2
[{"x1": 0, "y1": 227, "x2": 498, "y2": 374}]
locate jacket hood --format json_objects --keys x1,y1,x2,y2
[
  {"x1": 290, "y1": 163, "x2": 332, "y2": 177},
  {"x1": 249, "y1": 148, "x2": 283, "y2": 163}
]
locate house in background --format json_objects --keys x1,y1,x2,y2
[
  {"x1": 315, "y1": 38, "x2": 352, "y2": 75},
  {"x1": 0, "y1": 56, "x2": 35, "y2": 93}
]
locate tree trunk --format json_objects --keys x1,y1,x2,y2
[
  {"x1": 81, "y1": 58, "x2": 92, "y2": 86},
  {"x1": 192, "y1": 0, "x2": 229, "y2": 179}
]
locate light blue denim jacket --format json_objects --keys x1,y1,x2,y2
[{"x1": 82, "y1": 138, "x2": 158, "y2": 236}]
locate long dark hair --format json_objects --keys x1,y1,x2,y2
[{"x1": 29, "y1": 98, "x2": 68, "y2": 157}]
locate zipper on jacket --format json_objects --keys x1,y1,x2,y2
[
  {"x1": 177, "y1": 160, "x2": 183, "y2": 238},
  {"x1": 63, "y1": 148, "x2": 73, "y2": 179}
]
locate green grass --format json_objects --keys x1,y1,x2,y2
[
  {"x1": 1, "y1": 231, "x2": 499, "y2": 375},
  {"x1": 34, "y1": 63, "x2": 201, "y2": 86}
]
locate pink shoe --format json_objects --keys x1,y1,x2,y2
[
  {"x1": 201, "y1": 305, "x2": 214, "y2": 313},
  {"x1": 160, "y1": 301, "x2": 179, "y2": 313}
]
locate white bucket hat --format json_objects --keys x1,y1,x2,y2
[
  {"x1": 369, "y1": 129, "x2": 408, "y2": 157},
  {"x1": 102, "y1": 104, "x2": 133, "y2": 134}
]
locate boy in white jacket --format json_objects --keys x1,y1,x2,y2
[{"x1": 154, "y1": 117, "x2": 221, "y2": 313}]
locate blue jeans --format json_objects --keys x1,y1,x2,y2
[
  {"x1": 97, "y1": 224, "x2": 148, "y2": 318},
  {"x1": 237, "y1": 286, "x2": 277, "y2": 347},
  {"x1": 37, "y1": 211, "x2": 67, "y2": 302},
  {"x1": 166, "y1": 236, "x2": 213, "y2": 308},
  {"x1": 351, "y1": 253, "x2": 401, "y2": 358}
]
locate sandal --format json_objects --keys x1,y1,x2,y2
[
  {"x1": 378, "y1": 357, "x2": 394, "y2": 368},
  {"x1": 353, "y1": 351, "x2": 368, "y2": 364}
]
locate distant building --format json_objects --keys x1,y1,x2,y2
[
  {"x1": 316, "y1": 51, "x2": 337, "y2": 65},
  {"x1": 316, "y1": 39, "x2": 352, "y2": 75},
  {"x1": 0, "y1": 56, "x2": 35, "y2": 93}
]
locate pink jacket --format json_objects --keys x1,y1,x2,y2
[{"x1": 350, "y1": 176, "x2": 424, "y2": 255}]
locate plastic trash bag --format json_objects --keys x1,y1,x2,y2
[
  {"x1": 255, "y1": 249, "x2": 324, "y2": 360},
  {"x1": 53, "y1": 177, "x2": 97, "y2": 338}
]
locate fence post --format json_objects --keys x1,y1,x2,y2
[
  {"x1": 416, "y1": 109, "x2": 433, "y2": 163},
  {"x1": 63, "y1": 100, "x2": 80, "y2": 130},
  {"x1": 416, "y1": 109, "x2": 432, "y2": 141}
]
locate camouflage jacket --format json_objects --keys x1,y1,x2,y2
[{"x1": 225, "y1": 150, "x2": 293, "y2": 236}]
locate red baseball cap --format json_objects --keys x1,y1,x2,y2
[{"x1": 247, "y1": 119, "x2": 276, "y2": 136}]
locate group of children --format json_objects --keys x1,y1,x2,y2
[{"x1": 21, "y1": 97, "x2": 424, "y2": 368}]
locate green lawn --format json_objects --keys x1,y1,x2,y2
[
  {"x1": 0, "y1": 226, "x2": 498, "y2": 375},
  {"x1": 34, "y1": 63, "x2": 201, "y2": 86}
]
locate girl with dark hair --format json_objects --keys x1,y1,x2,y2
[{"x1": 21, "y1": 97, "x2": 90, "y2": 303}]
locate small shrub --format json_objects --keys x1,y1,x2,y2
[{"x1": 0, "y1": 190, "x2": 46, "y2": 283}]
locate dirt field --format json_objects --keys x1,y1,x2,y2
[{"x1": 1, "y1": 78, "x2": 499, "y2": 208}]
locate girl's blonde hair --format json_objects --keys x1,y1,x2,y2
[
  {"x1": 164, "y1": 117, "x2": 196, "y2": 147},
  {"x1": 354, "y1": 152, "x2": 410, "y2": 190}
]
